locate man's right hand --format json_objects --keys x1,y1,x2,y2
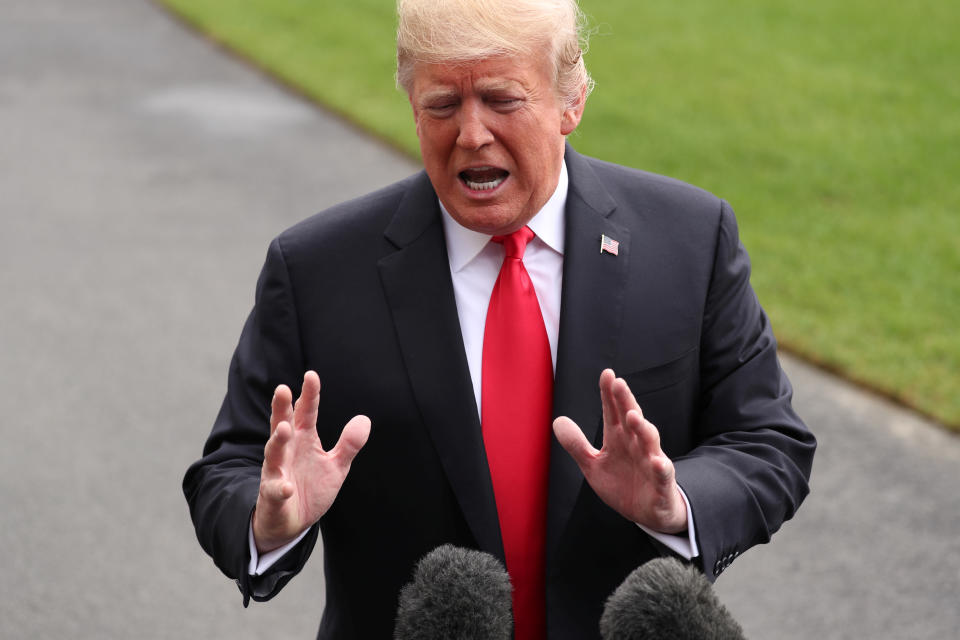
[{"x1": 252, "y1": 370, "x2": 371, "y2": 553}]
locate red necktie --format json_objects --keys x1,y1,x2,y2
[{"x1": 481, "y1": 226, "x2": 553, "y2": 640}]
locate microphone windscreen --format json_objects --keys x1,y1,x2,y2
[
  {"x1": 394, "y1": 544, "x2": 513, "y2": 640},
  {"x1": 600, "y1": 557, "x2": 745, "y2": 640}
]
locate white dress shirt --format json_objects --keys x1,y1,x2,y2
[{"x1": 249, "y1": 160, "x2": 697, "y2": 576}]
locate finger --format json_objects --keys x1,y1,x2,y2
[
  {"x1": 626, "y1": 409, "x2": 662, "y2": 455},
  {"x1": 263, "y1": 420, "x2": 292, "y2": 474},
  {"x1": 600, "y1": 370, "x2": 633, "y2": 450},
  {"x1": 599, "y1": 369, "x2": 617, "y2": 431},
  {"x1": 293, "y1": 371, "x2": 321, "y2": 432},
  {"x1": 611, "y1": 376, "x2": 642, "y2": 421},
  {"x1": 331, "y1": 415, "x2": 372, "y2": 463},
  {"x1": 651, "y1": 455, "x2": 676, "y2": 487},
  {"x1": 625, "y1": 412, "x2": 675, "y2": 494},
  {"x1": 261, "y1": 476, "x2": 294, "y2": 502},
  {"x1": 553, "y1": 416, "x2": 598, "y2": 470},
  {"x1": 603, "y1": 377, "x2": 642, "y2": 451},
  {"x1": 270, "y1": 385, "x2": 294, "y2": 435},
  {"x1": 260, "y1": 422, "x2": 295, "y2": 505},
  {"x1": 647, "y1": 458, "x2": 686, "y2": 533}
]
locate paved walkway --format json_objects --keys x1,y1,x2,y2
[{"x1": 1, "y1": 1, "x2": 957, "y2": 638}]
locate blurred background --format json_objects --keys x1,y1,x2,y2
[
  {"x1": 1, "y1": 0, "x2": 957, "y2": 637},
  {"x1": 159, "y1": 0, "x2": 960, "y2": 429}
]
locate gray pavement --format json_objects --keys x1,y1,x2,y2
[{"x1": 1, "y1": 1, "x2": 957, "y2": 638}]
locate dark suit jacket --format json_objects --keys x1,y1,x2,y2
[{"x1": 183, "y1": 146, "x2": 815, "y2": 639}]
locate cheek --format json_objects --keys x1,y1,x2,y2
[
  {"x1": 415, "y1": 115, "x2": 436, "y2": 145},
  {"x1": 420, "y1": 124, "x2": 456, "y2": 159},
  {"x1": 515, "y1": 131, "x2": 558, "y2": 172}
]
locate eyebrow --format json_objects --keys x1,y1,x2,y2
[
  {"x1": 418, "y1": 88, "x2": 459, "y2": 105},
  {"x1": 474, "y1": 79, "x2": 525, "y2": 93},
  {"x1": 418, "y1": 79, "x2": 526, "y2": 105}
]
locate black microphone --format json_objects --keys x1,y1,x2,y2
[
  {"x1": 394, "y1": 544, "x2": 513, "y2": 640},
  {"x1": 600, "y1": 557, "x2": 746, "y2": 640}
]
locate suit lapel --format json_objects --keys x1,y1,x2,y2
[
  {"x1": 547, "y1": 147, "x2": 632, "y2": 560},
  {"x1": 377, "y1": 173, "x2": 504, "y2": 560}
]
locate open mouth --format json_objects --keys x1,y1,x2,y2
[{"x1": 459, "y1": 167, "x2": 509, "y2": 191}]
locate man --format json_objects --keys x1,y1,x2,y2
[{"x1": 184, "y1": 0, "x2": 816, "y2": 638}]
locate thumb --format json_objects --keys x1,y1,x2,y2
[
  {"x1": 332, "y1": 415, "x2": 371, "y2": 463},
  {"x1": 553, "y1": 416, "x2": 597, "y2": 469}
]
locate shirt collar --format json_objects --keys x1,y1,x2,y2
[{"x1": 441, "y1": 160, "x2": 568, "y2": 272}]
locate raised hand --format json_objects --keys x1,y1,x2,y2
[
  {"x1": 553, "y1": 369, "x2": 687, "y2": 533},
  {"x1": 252, "y1": 371, "x2": 371, "y2": 553}
]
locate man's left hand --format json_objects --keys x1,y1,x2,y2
[{"x1": 553, "y1": 369, "x2": 687, "y2": 534}]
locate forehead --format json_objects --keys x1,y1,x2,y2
[{"x1": 411, "y1": 55, "x2": 554, "y2": 96}]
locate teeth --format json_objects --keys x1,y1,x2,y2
[
  {"x1": 461, "y1": 167, "x2": 507, "y2": 191},
  {"x1": 465, "y1": 176, "x2": 505, "y2": 191}
]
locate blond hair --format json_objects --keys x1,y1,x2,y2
[{"x1": 396, "y1": 0, "x2": 594, "y2": 108}]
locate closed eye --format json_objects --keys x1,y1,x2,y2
[
  {"x1": 425, "y1": 103, "x2": 457, "y2": 117},
  {"x1": 487, "y1": 98, "x2": 523, "y2": 114}
]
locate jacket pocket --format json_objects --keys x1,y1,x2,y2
[{"x1": 621, "y1": 347, "x2": 698, "y2": 397}]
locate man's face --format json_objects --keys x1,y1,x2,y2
[{"x1": 409, "y1": 55, "x2": 584, "y2": 236}]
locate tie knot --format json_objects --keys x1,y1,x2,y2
[{"x1": 493, "y1": 226, "x2": 535, "y2": 260}]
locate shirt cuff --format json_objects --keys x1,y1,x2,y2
[
  {"x1": 636, "y1": 486, "x2": 700, "y2": 560},
  {"x1": 247, "y1": 520, "x2": 311, "y2": 576}
]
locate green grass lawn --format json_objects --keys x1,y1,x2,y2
[{"x1": 157, "y1": 0, "x2": 960, "y2": 429}]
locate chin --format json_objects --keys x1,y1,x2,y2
[{"x1": 448, "y1": 203, "x2": 524, "y2": 235}]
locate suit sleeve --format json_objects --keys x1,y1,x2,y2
[
  {"x1": 673, "y1": 200, "x2": 816, "y2": 581},
  {"x1": 182, "y1": 236, "x2": 319, "y2": 605}
]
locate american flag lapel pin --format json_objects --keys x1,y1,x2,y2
[{"x1": 600, "y1": 234, "x2": 619, "y2": 256}]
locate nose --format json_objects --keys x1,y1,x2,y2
[{"x1": 456, "y1": 100, "x2": 494, "y2": 150}]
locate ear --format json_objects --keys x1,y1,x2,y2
[{"x1": 560, "y1": 85, "x2": 586, "y2": 135}]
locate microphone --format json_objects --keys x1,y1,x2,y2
[
  {"x1": 600, "y1": 557, "x2": 746, "y2": 640},
  {"x1": 394, "y1": 544, "x2": 513, "y2": 640}
]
